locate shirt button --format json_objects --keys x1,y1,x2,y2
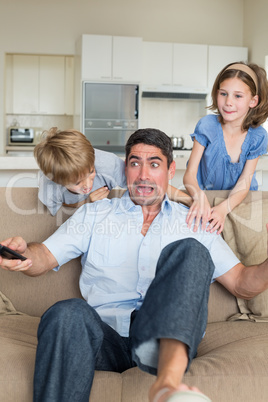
[{"x1": 141, "y1": 266, "x2": 146, "y2": 271}]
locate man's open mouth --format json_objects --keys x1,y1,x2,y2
[{"x1": 136, "y1": 185, "x2": 154, "y2": 196}]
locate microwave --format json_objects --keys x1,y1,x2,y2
[{"x1": 8, "y1": 127, "x2": 42, "y2": 146}]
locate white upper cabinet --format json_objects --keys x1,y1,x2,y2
[
  {"x1": 142, "y1": 42, "x2": 208, "y2": 92},
  {"x1": 65, "y1": 56, "x2": 74, "y2": 116},
  {"x1": 81, "y1": 35, "x2": 112, "y2": 81},
  {"x1": 208, "y1": 45, "x2": 248, "y2": 90},
  {"x1": 207, "y1": 45, "x2": 248, "y2": 106},
  {"x1": 39, "y1": 56, "x2": 65, "y2": 114},
  {"x1": 142, "y1": 41, "x2": 173, "y2": 88},
  {"x1": 6, "y1": 54, "x2": 74, "y2": 115},
  {"x1": 12, "y1": 55, "x2": 39, "y2": 114},
  {"x1": 79, "y1": 34, "x2": 142, "y2": 82},
  {"x1": 173, "y1": 44, "x2": 208, "y2": 89},
  {"x1": 112, "y1": 36, "x2": 142, "y2": 82}
]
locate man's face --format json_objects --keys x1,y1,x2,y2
[{"x1": 125, "y1": 143, "x2": 175, "y2": 207}]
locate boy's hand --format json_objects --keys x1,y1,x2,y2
[{"x1": 89, "y1": 186, "x2": 110, "y2": 202}]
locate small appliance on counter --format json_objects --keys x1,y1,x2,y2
[
  {"x1": 82, "y1": 82, "x2": 139, "y2": 153},
  {"x1": 6, "y1": 127, "x2": 43, "y2": 153}
]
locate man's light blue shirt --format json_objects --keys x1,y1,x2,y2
[{"x1": 43, "y1": 191, "x2": 239, "y2": 337}]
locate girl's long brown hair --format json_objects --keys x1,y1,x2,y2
[{"x1": 208, "y1": 62, "x2": 268, "y2": 131}]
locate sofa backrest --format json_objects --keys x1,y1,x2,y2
[{"x1": 1, "y1": 187, "x2": 266, "y2": 321}]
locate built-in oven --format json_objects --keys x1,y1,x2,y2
[{"x1": 82, "y1": 82, "x2": 139, "y2": 153}]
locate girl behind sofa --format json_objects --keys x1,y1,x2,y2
[{"x1": 183, "y1": 62, "x2": 268, "y2": 235}]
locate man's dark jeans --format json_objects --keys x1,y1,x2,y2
[{"x1": 33, "y1": 238, "x2": 215, "y2": 402}]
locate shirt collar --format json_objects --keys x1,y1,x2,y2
[{"x1": 161, "y1": 194, "x2": 172, "y2": 215}]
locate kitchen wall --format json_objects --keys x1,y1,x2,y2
[
  {"x1": 243, "y1": 0, "x2": 268, "y2": 67},
  {"x1": 0, "y1": 0, "x2": 246, "y2": 155},
  {"x1": 1, "y1": 0, "x2": 267, "y2": 156},
  {"x1": 5, "y1": 115, "x2": 73, "y2": 135},
  {"x1": 140, "y1": 99, "x2": 206, "y2": 149}
]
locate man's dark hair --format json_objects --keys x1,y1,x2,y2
[{"x1": 125, "y1": 128, "x2": 173, "y2": 168}]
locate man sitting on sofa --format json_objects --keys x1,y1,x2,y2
[{"x1": 1, "y1": 128, "x2": 268, "y2": 402}]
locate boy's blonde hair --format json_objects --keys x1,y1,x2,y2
[
  {"x1": 34, "y1": 128, "x2": 95, "y2": 185},
  {"x1": 209, "y1": 61, "x2": 268, "y2": 131}
]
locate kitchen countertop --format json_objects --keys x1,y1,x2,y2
[
  {"x1": 1, "y1": 151, "x2": 268, "y2": 171},
  {"x1": 0, "y1": 156, "x2": 39, "y2": 170},
  {"x1": 0, "y1": 150, "x2": 193, "y2": 170}
]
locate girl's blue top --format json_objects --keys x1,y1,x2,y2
[{"x1": 189, "y1": 114, "x2": 268, "y2": 191}]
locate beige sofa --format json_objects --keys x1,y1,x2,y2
[{"x1": 1, "y1": 187, "x2": 268, "y2": 402}]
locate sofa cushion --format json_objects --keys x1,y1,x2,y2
[
  {"x1": 120, "y1": 320, "x2": 268, "y2": 402},
  {"x1": 186, "y1": 320, "x2": 268, "y2": 402},
  {"x1": 0, "y1": 315, "x2": 39, "y2": 402},
  {"x1": 214, "y1": 195, "x2": 268, "y2": 322},
  {"x1": 0, "y1": 290, "x2": 24, "y2": 316},
  {"x1": 0, "y1": 259, "x2": 82, "y2": 317},
  {"x1": 207, "y1": 282, "x2": 239, "y2": 323}
]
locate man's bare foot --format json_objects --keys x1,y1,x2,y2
[{"x1": 150, "y1": 383, "x2": 205, "y2": 402}]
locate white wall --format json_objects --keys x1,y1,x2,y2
[
  {"x1": 140, "y1": 99, "x2": 207, "y2": 148},
  {"x1": 244, "y1": 0, "x2": 268, "y2": 67},
  {"x1": 0, "y1": 0, "x2": 245, "y2": 49},
  {"x1": 0, "y1": 0, "x2": 245, "y2": 154}
]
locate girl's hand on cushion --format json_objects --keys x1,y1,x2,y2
[
  {"x1": 206, "y1": 204, "x2": 228, "y2": 235},
  {"x1": 186, "y1": 192, "x2": 211, "y2": 232}
]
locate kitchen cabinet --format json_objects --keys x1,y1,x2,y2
[
  {"x1": 142, "y1": 41, "x2": 173, "y2": 86},
  {"x1": 39, "y1": 56, "x2": 65, "y2": 114},
  {"x1": 112, "y1": 36, "x2": 142, "y2": 82},
  {"x1": 64, "y1": 56, "x2": 74, "y2": 115},
  {"x1": 142, "y1": 42, "x2": 208, "y2": 91},
  {"x1": 80, "y1": 35, "x2": 112, "y2": 81},
  {"x1": 11, "y1": 55, "x2": 39, "y2": 114},
  {"x1": 206, "y1": 45, "x2": 248, "y2": 106},
  {"x1": 207, "y1": 45, "x2": 248, "y2": 89},
  {"x1": 173, "y1": 44, "x2": 208, "y2": 88},
  {"x1": 78, "y1": 34, "x2": 142, "y2": 82},
  {"x1": 6, "y1": 54, "x2": 74, "y2": 115}
]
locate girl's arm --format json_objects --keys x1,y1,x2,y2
[
  {"x1": 167, "y1": 185, "x2": 192, "y2": 207},
  {"x1": 207, "y1": 157, "x2": 260, "y2": 234},
  {"x1": 183, "y1": 140, "x2": 212, "y2": 231}
]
